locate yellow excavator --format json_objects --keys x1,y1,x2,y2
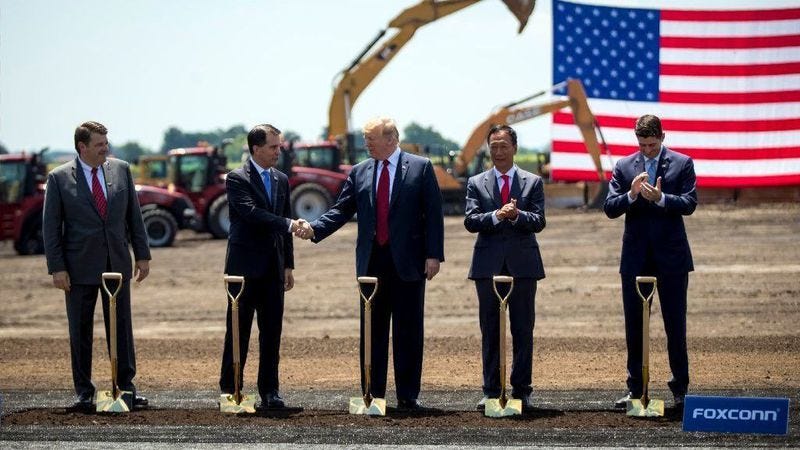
[
  {"x1": 444, "y1": 78, "x2": 609, "y2": 207},
  {"x1": 328, "y1": 0, "x2": 536, "y2": 163}
]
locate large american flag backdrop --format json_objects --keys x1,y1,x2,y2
[{"x1": 551, "y1": 0, "x2": 800, "y2": 187}]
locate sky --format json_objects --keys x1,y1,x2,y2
[{"x1": 1, "y1": 0, "x2": 555, "y2": 152}]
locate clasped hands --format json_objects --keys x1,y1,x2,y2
[
  {"x1": 631, "y1": 172, "x2": 662, "y2": 203},
  {"x1": 495, "y1": 198, "x2": 519, "y2": 221},
  {"x1": 291, "y1": 219, "x2": 314, "y2": 240}
]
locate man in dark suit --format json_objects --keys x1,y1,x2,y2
[
  {"x1": 464, "y1": 125, "x2": 545, "y2": 411},
  {"x1": 604, "y1": 114, "x2": 697, "y2": 410},
  {"x1": 219, "y1": 124, "x2": 303, "y2": 410},
  {"x1": 43, "y1": 121, "x2": 151, "y2": 412},
  {"x1": 296, "y1": 117, "x2": 445, "y2": 410}
]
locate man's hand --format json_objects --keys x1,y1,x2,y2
[
  {"x1": 294, "y1": 220, "x2": 315, "y2": 240},
  {"x1": 134, "y1": 260, "x2": 150, "y2": 283},
  {"x1": 641, "y1": 177, "x2": 663, "y2": 203},
  {"x1": 52, "y1": 271, "x2": 70, "y2": 292},
  {"x1": 284, "y1": 268, "x2": 294, "y2": 291},
  {"x1": 495, "y1": 199, "x2": 518, "y2": 221},
  {"x1": 630, "y1": 172, "x2": 649, "y2": 199},
  {"x1": 424, "y1": 258, "x2": 440, "y2": 280}
]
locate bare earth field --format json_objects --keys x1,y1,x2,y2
[{"x1": 1, "y1": 203, "x2": 799, "y2": 445}]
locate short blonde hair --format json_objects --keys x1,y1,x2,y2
[{"x1": 363, "y1": 117, "x2": 399, "y2": 142}]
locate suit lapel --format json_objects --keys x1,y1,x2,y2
[
  {"x1": 389, "y1": 152, "x2": 408, "y2": 209},
  {"x1": 657, "y1": 147, "x2": 671, "y2": 181},
  {"x1": 102, "y1": 161, "x2": 116, "y2": 206},
  {"x1": 482, "y1": 171, "x2": 501, "y2": 209},
  {"x1": 511, "y1": 170, "x2": 526, "y2": 201},
  {"x1": 368, "y1": 159, "x2": 377, "y2": 210},
  {"x1": 246, "y1": 161, "x2": 269, "y2": 208},
  {"x1": 73, "y1": 157, "x2": 103, "y2": 218}
]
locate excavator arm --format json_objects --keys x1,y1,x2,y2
[
  {"x1": 455, "y1": 79, "x2": 605, "y2": 182},
  {"x1": 328, "y1": 0, "x2": 535, "y2": 141}
]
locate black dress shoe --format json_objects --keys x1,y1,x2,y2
[
  {"x1": 514, "y1": 393, "x2": 533, "y2": 411},
  {"x1": 66, "y1": 401, "x2": 94, "y2": 413},
  {"x1": 264, "y1": 391, "x2": 285, "y2": 409},
  {"x1": 133, "y1": 395, "x2": 149, "y2": 409},
  {"x1": 397, "y1": 399, "x2": 425, "y2": 411},
  {"x1": 614, "y1": 392, "x2": 633, "y2": 409}
]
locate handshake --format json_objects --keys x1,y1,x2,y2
[{"x1": 290, "y1": 219, "x2": 315, "y2": 240}]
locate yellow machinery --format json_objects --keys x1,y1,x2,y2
[{"x1": 328, "y1": 0, "x2": 536, "y2": 163}]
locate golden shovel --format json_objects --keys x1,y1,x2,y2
[
  {"x1": 96, "y1": 272, "x2": 133, "y2": 413},
  {"x1": 219, "y1": 275, "x2": 256, "y2": 414},
  {"x1": 485, "y1": 275, "x2": 523, "y2": 418},
  {"x1": 626, "y1": 276, "x2": 665, "y2": 417},
  {"x1": 349, "y1": 276, "x2": 386, "y2": 416}
]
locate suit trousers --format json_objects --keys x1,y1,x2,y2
[
  {"x1": 621, "y1": 272, "x2": 689, "y2": 397},
  {"x1": 66, "y1": 279, "x2": 137, "y2": 401},
  {"x1": 361, "y1": 242, "x2": 426, "y2": 401},
  {"x1": 476, "y1": 277, "x2": 536, "y2": 397},
  {"x1": 219, "y1": 275, "x2": 284, "y2": 400}
]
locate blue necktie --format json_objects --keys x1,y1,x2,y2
[
  {"x1": 261, "y1": 169, "x2": 272, "y2": 204},
  {"x1": 646, "y1": 159, "x2": 657, "y2": 184}
]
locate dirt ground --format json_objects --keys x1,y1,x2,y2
[{"x1": 1, "y1": 204, "x2": 799, "y2": 397}]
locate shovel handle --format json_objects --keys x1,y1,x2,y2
[
  {"x1": 492, "y1": 275, "x2": 514, "y2": 309},
  {"x1": 357, "y1": 277, "x2": 379, "y2": 308},
  {"x1": 635, "y1": 276, "x2": 657, "y2": 402},
  {"x1": 101, "y1": 272, "x2": 123, "y2": 300},
  {"x1": 223, "y1": 275, "x2": 246, "y2": 404},
  {"x1": 223, "y1": 275, "x2": 245, "y2": 308},
  {"x1": 357, "y1": 277, "x2": 379, "y2": 399}
]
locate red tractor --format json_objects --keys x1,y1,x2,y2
[
  {"x1": 0, "y1": 151, "x2": 198, "y2": 254},
  {"x1": 138, "y1": 146, "x2": 229, "y2": 238},
  {"x1": 139, "y1": 142, "x2": 352, "y2": 226},
  {"x1": 278, "y1": 140, "x2": 354, "y2": 221}
]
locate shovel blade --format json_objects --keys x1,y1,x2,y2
[
  {"x1": 349, "y1": 396, "x2": 386, "y2": 416},
  {"x1": 484, "y1": 398, "x2": 523, "y2": 417},
  {"x1": 626, "y1": 398, "x2": 665, "y2": 417},
  {"x1": 96, "y1": 389, "x2": 132, "y2": 413},
  {"x1": 219, "y1": 393, "x2": 256, "y2": 414}
]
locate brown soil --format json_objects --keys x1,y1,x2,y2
[{"x1": 1, "y1": 204, "x2": 799, "y2": 400}]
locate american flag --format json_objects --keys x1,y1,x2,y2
[{"x1": 550, "y1": 0, "x2": 800, "y2": 187}]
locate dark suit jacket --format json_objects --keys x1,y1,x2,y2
[
  {"x1": 43, "y1": 157, "x2": 151, "y2": 284},
  {"x1": 311, "y1": 151, "x2": 444, "y2": 281},
  {"x1": 604, "y1": 146, "x2": 697, "y2": 275},
  {"x1": 464, "y1": 167, "x2": 546, "y2": 280},
  {"x1": 224, "y1": 161, "x2": 294, "y2": 280}
]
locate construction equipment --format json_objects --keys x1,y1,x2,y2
[
  {"x1": 328, "y1": 0, "x2": 535, "y2": 164},
  {"x1": 484, "y1": 275, "x2": 523, "y2": 417},
  {"x1": 219, "y1": 275, "x2": 256, "y2": 414},
  {"x1": 0, "y1": 150, "x2": 196, "y2": 253},
  {"x1": 96, "y1": 272, "x2": 132, "y2": 413},
  {"x1": 349, "y1": 276, "x2": 386, "y2": 416},
  {"x1": 626, "y1": 276, "x2": 665, "y2": 417},
  {"x1": 427, "y1": 79, "x2": 608, "y2": 209}
]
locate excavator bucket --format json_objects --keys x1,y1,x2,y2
[{"x1": 502, "y1": 0, "x2": 537, "y2": 33}]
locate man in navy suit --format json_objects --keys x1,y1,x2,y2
[
  {"x1": 464, "y1": 125, "x2": 546, "y2": 411},
  {"x1": 219, "y1": 124, "x2": 303, "y2": 410},
  {"x1": 296, "y1": 117, "x2": 445, "y2": 410},
  {"x1": 604, "y1": 114, "x2": 697, "y2": 410}
]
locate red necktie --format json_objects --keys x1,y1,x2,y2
[
  {"x1": 500, "y1": 174, "x2": 510, "y2": 204},
  {"x1": 91, "y1": 167, "x2": 107, "y2": 219},
  {"x1": 376, "y1": 160, "x2": 390, "y2": 245}
]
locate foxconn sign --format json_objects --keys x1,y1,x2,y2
[{"x1": 683, "y1": 395, "x2": 790, "y2": 435}]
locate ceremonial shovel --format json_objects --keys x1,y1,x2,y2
[
  {"x1": 484, "y1": 275, "x2": 522, "y2": 418},
  {"x1": 96, "y1": 272, "x2": 133, "y2": 413},
  {"x1": 626, "y1": 276, "x2": 665, "y2": 417},
  {"x1": 219, "y1": 275, "x2": 256, "y2": 414},
  {"x1": 349, "y1": 276, "x2": 386, "y2": 416}
]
